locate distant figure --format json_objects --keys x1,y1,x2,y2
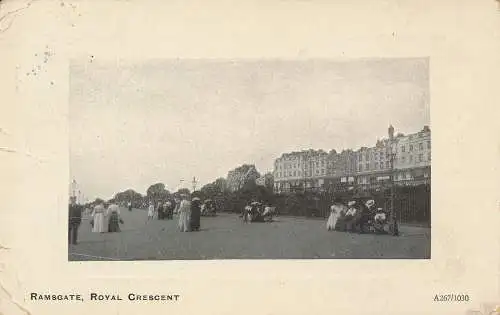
[
  {"x1": 327, "y1": 199, "x2": 346, "y2": 231},
  {"x1": 190, "y1": 197, "x2": 201, "y2": 231},
  {"x1": 128, "y1": 201, "x2": 132, "y2": 211},
  {"x1": 147, "y1": 202, "x2": 155, "y2": 221},
  {"x1": 242, "y1": 205, "x2": 252, "y2": 223},
  {"x1": 173, "y1": 199, "x2": 181, "y2": 215},
  {"x1": 156, "y1": 202, "x2": 163, "y2": 220},
  {"x1": 164, "y1": 200, "x2": 174, "y2": 220},
  {"x1": 91, "y1": 204, "x2": 107, "y2": 233},
  {"x1": 178, "y1": 194, "x2": 191, "y2": 232},
  {"x1": 107, "y1": 204, "x2": 123, "y2": 233},
  {"x1": 343, "y1": 201, "x2": 358, "y2": 232},
  {"x1": 68, "y1": 197, "x2": 82, "y2": 245}
]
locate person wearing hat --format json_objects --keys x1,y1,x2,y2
[
  {"x1": 177, "y1": 194, "x2": 192, "y2": 232},
  {"x1": 147, "y1": 201, "x2": 155, "y2": 221},
  {"x1": 156, "y1": 201, "x2": 164, "y2": 220},
  {"x1": 344, "y1": 200, "x2": 362, "y2": 232},
  {"x1": 91, "y1": 203, "x2": 107, "y2": 233},
  {"x1": 373, "y1": 207, "x2": 387, "y2": 233},
  {"x1": 166, "y1": 199, "x2": 176, "y2": 219},
  {"x1": 107, "y1": 203, "x2": 124, "y2": 233},
  {"x1": 68, "y1": 196, "x2": 82, "y2": 245},
  {"x1": 190, "y1": 197, "x2": 202, "y2": 231},
  {"x1": 326, "y1": 197, "x2": 344, "y2": 231},
  {"x1": 359, "y1": 199, "x2": 377, "y2": 232}
]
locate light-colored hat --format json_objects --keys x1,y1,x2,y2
[
  {"x1": 377, "y1": 207, "x2": 383, "y2": 211},
  {"x1": 348, "y1": 201, "x2": 356, "y2": 207},
  {"x1": 192, "y1": 197, "x2": 201, "y2": 201},
  {"x1": 366, "y1": 200, "x2": 375, "y2": 207}
]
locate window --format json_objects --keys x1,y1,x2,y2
[
  {"x1": 419, "y1": 154, "x2": 423, "y2": 162},
  {"x1": 409, "y1": 144, "x2": 413, "y2": 151},
  {"x1": 409, "y1": 155, "x2": 413, "y2": 162},
  {"x1": 316, "y1": 170, "x2": 319, "y2": 175},
  {"x1": 365, "y1": 164, "x2": 369, "y2": 170},
  {"x1": 293, "y1": 171, "x2": 296, "y2": 176},
  {"x1": 375, "y1": 162, "x2": 379, "y2": 169},
  {"x1": 358, "y1": 155, "x2": 362, "y2": 161},
  {"x1": 401, "y1": 156, "x2": 406, "y2": 163},
  {"x1": 401, "y1": 145, "x2": 406, "y2": 152},
  {"x1": 386, "y1": 161, "x2": 390, "y2": 168},
  {"x1": 419, "y1": 143, "x2": 423, "y2": 151}
]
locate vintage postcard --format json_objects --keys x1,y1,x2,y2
[{"x1": 0, "y1": 0, "x2": 499, "y2": 314}]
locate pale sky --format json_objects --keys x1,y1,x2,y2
[{"x1": 70, "y1": 58, "x2": 429, "y2": 200}]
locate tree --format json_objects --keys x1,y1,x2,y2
[
  {"x1": 214, "y1": 177, "x2": 227, "y2": 192},
  {"x1": 114, "y1": 189, "x2": 144, "y2": 206},
  {"x1": 146, "y1": 183, "x2": 170, "y2": 202},
  {"x1": 200, "y1": 182, "x2": 221, "y2": 199}
]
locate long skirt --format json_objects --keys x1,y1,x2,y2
[
  {"x1": 326, "y1": 212, "x2": 339, "y2": 231},
  {"x1": 178, "y1": 210, "x2": 191, "y2": 232},
  {"x1": 190, "y1": 209, "x2": 201, "y2": 231},
  {"x1": 92, "y1": 213, "x2": 106, "y2": 233},
  {"x1": 108, "y1": 212, "x2": 121, "y2": 233}
]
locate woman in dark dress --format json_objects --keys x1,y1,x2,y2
[
  {"x1": 190, "y1": 197, "x2": 201, "y2": 231},
  {"x1": 107, "y1": 204, "x2": 123, "y2": 233}
]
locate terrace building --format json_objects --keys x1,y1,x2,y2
[{"x1": 272, "y1": 125, "x2": 431, "y2": 193}]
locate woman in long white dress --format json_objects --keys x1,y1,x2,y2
[
  {"x1": 177, "y1": 195, "x2": 191, "y2": 232},
  {"x1": 147, "y1": 202, "x2": 155, "y2": 221},
  {"x1": 91, "y1": 204, "x2": 107, "y2": 233},
  {"x1": 327, "y1": 201, "x2": 347, "y2": 231}
]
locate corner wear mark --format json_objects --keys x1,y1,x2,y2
[{"x1": 0, "y1": 0, "x2": 39, "y2": 34}]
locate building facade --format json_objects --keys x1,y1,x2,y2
[
  {"x1": 393, "y1": 125, "x2": 431, "y2": 185},
  {"x1": 255, "y1": 173, "x2": 274, "y2": 189},
  {"x1": 273, "y1": 125, "x2": 431, "y2": 193},
  {"x1": 273, "y1": 150, "x2": 329, "y2": 193}
]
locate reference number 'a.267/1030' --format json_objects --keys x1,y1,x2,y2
[{"x1": 434, "y1": 294, "x2": 470, "y2": 302}]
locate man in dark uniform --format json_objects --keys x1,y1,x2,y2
[{"x1": 68, "y1": 196, "x2": 82, "y2": 245}]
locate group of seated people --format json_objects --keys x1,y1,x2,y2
[
  {"x1": 201, "y1": 199, "x2": 217, "y2": 216},
  {"x1": 241, "y1": 201, "x2": 275, "y2": 222},
  {"x1": 328, "y1": 198, "x2": 388, "y2": 233}
]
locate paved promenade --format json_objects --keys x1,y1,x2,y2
[{"x1": 69, "y1": 207, "x2": 430, "y2": 261}]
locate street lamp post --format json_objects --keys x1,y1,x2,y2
[
  {"x1": 389, "y1": 125, "x2": 399, "y2": 236},
  {"x1": 192, "y1": 177, "x2": 198, "y2": 192}
]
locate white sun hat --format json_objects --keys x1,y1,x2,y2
[{"x1": 366, "y1": 199, "x2": 375, "y2": 207}]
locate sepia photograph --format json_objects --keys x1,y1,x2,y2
[{"x1": 68, "y1": 58, "x2": 431, "y2": 261}]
